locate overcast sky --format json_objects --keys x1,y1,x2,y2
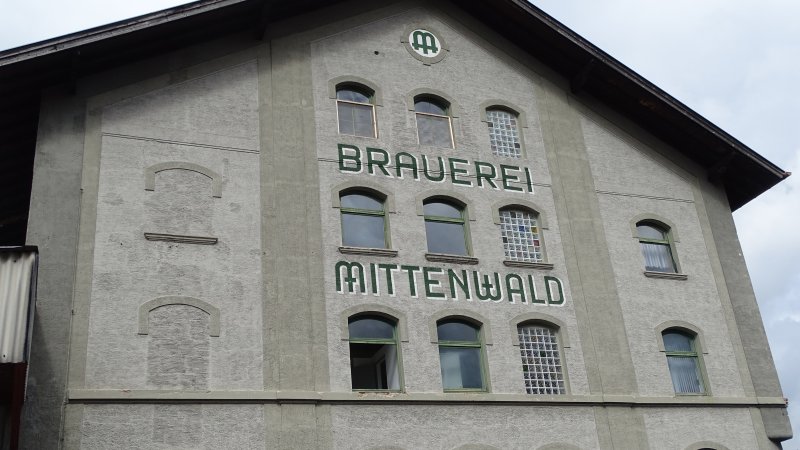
[{"x1": 1, "y1": 0, "x2": 797, "y2": 446}]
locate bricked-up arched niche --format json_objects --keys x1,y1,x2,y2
[
  {"x1": 139, "y1": 297, "x2": 220, "y2": 390},
  {"x1": 145, "y1": 161, "x2": 222, "y2": 198}
]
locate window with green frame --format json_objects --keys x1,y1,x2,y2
[
  {"x1": 348, "y1": 315, "x2": 401, "y2": 391},
  {"x1": 662, "y1": 329, "x2": 705, "y2": 394},
  {"x1": 423, "y1": 199, "x2": 469, "y2": 256},
  {"x1": 636, "y1": 221, "x2": 677, "y2": 273},
  {"x1": 340, "y1": 191, "x2": 387, "y2": 248},
  {"x1": 436, "y1": 319, "x2": 486, "y2": 391}
]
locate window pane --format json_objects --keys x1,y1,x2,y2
[
  {"x1": 337, "y1": 89, "x2": 370, "y2": 103},
  {"x1": 349, "y1": 342, "x2": 400, "y2": 390},
  {"x1": 666, "y1": 355, "x2": 704, "y2": 393},
  {"x1": 487, "y1": 109, "x2": 521, "y2": 158},
  {"x1": 425, "y1": 221, "x2": 467, "y2": 255},
  {"x1": 662, "y1": 332, "x2": 694, "y2": 352},
  {"x1": 518, "y1": 325, "x2": 565, "y2": 394},
  {"x1": 637, "y1": 224, "x2": 667, "y2": 240},
  {"x1": 500, "y1": 209, "x2": 542, "y2": 262},
  {"x1": 423, "y1": 201, "x2": 461, "y2": 218},
  {"x1": 640, "y1": 242, "x2": 676, "y2": 272},
  {"x1": 417, "y1": 114, "x2": 452, "y2": 147},
  {"x1": 439, "y1": 347, "x2": 483, "y2": 390},
  {"x1": 341, "y1": 214, "x2": 385, "y2": 248},
  {"x1": 341, "y1": 193, "x2": 383, "y2": 211},
  {"x1": 338, "y1": 102, "x2": 375, "y2": 137},
  {"x1": 437, "y1": 320, "x2": 479, "y2": 342},
  {"x1": 414, "y1": 100, "x2": 447, "y2": 115},
  {"x1": 349, "y1": 317, "x2": 395, "y2": 339}
]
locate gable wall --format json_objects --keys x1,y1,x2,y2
[{"x1": 20, "y1": 1, "x2": 787, "y2": 448}]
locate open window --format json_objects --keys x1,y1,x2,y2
[
  {"x1": 415, "y1": 96, "x2": 453, "y2": 148},
  {"x1": 436, "y1": 318, "x2": 486, "y2": 391},
  {"x1": 337, "y1": 85, "x2": 376, "y2": 138},
  {"x1": 340, "y1": 190, "x2": 387, "y2": 249},
  {"x1": 348, "y1": 315, "x2": 401, "y2": 391}
]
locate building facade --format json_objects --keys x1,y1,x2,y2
[{"x1": 4, "y1": 0, "x2": 792, "y2": 449}]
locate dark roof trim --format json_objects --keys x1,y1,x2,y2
[{"x1": 0, "y1": 0, "x2": 245, "y2": 66}]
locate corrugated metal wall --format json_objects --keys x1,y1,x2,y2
[{"x1": 0, "y1": 249, "x2": 37, "y2": 363}]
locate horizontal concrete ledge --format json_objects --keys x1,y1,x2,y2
[
  {"x1": 67, "y1": 390, "x2": 789, "y2": 408},
  {"x1": 643, "y1": 271, "x2": 688, "y2": 280},
  {"x1": 503, "y1": 260, "x2": 554, "y2": 270},
  {"x1": 144, "y1": 233, "x2": 218, "y2": 245},
  {"x1": 338, "y1": 247, "x2": 399, "y2": 257}
]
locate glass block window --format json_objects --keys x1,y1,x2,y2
[
  {"x1": 518, "y1": 324, "x2": 565, "y2": 394},
  {"x1": 500, "y1": 209, "x2": 542, "y2": 262},
  {"x1": 486, "y1": 109, "x2": 521, "y2": 157},
  {"x1": 337, "y1": 86, "x2": 376, "y2": 138},
  {"x1": 662, "y1": 330, "x2": 705, "y2": 394}
]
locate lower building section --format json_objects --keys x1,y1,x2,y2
[{"x1": 56, "y1": 401, "x2": 778, "y2": 450}]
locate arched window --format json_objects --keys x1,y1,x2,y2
[
  {"x1": 348, "y1": 315, "x2": 401, "y2": 391},
  {"x1": 415, "y1": 96, "x2": 453, "y2": 148},
  {"x1": 517, "y1": 323, "x2": 565, "y2": 394},
  {"x1": 636, "y1": 221, "x2": 677, "y2": 273},
  {"x1": 337, "y1": 85, "x2": 376, "y2": 137},
  {"x1": 486, "y1": 108, "x2": 521, "y2": 157},
  {"x1": 340, "y1": 191, "x2": 387, "y2": 248},
  {"x1": 437, "y1": 319, "x2": 486, "y2": 391},
  {"x1": 500, "y1": 208, "x2": 543, "y2": 262},
  {"x1": 423, "y1": 199, "x2": 469, "y2": 255},
  {"x1": 662, "y1": 329, "x2": 705, "y2": 394}
]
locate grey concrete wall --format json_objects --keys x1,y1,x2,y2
[{"x1": 22, "y1": 90, "x2": 87, "y2": 449}]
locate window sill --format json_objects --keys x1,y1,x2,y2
[
  {"x1": 644, "y1": 271, "x2": 688, "y2": 280},
  {"x1": 503, "y1": 260, "x2": 554, "y2": 270},
  {"x1": 425, "y1": 253, "x2": 479, "y2": 265},
  {"x1": 338, "y1": 247, "x2": 398, "y2": 257},
  {"x1": 144, "y1": 232, "x2": 218, "y2": 245}
]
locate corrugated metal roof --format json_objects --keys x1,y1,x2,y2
[{"x1": 0, "y1": 247, "x2": 38, "y2": 363}]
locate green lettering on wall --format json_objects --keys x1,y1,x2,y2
[
  {"x1": 500, "y1": 164, "x2": 523, "y2": 192},
  {"x1": 335, "y1": 260, "x2": 365, "y2": 293},
  {"x1": 366, "y1": 147, "x2": 392, "y2": 177},
  {"x1": 544, "y1": 276, "x2": 565, "y2": 305},
  {"x1": 448, "y1": 269, "x2": 471, "y2": 300},
  {"x1": 505, "y1": 273, "x2": 526, "y2": 303},
  {"x1": 395, "y1": 152, "x2": 419, "y2": 180},
  {"x1": 473, "y1": 271, "x2": 502, "y2": 302},
  {"x1": 370, "y1": 263, "x2": 379, "y2": 295},
  {"x1": 449, "y1": 158, "x2": 472, "y2": 186},
  {"x1": 338, "y1": 144, "x2": 362, "y2": 173},
  {"x1": 378, "y1": 263, "x2": 399, "y2": 296},
  {"x1": 423, "y1": 267, "x2": 445, "y2": 299},
  {"x1": 474, "y1": 161, "x2": 499, "y2": 189},
  {"x1": 527, "y1": 274, "x2": 547, "y2": 304},
  {"x1": 400, "y1": 265, "x2": 421, "y2": 297},
  {"x1": 422, "y1": 155, "x2": 446, "y2": 182}
]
